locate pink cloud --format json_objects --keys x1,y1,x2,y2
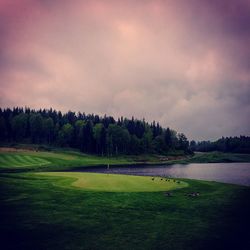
[{"x1": 0, "y1": 0, "x2": 249, "y2": 140}]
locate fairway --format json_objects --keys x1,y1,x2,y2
[
  {"x1": 0, "y1": 153, "x2": 51, "y2": 168},
  {"x1": 0, "y1": 149, "x2": 137, "y2": 171},
  {"x1": 38, "y1": 172, "x2": 188, "y2": 192}
]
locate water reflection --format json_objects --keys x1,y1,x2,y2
[{"x1": 76, "y1": 163, "x2": 250, "y2": 186}]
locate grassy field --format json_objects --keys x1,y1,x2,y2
[
  {"x1": 0, "y1": 172, "x2": 250, "y2": 250},
  {"x1": 0, "y1": 147, "x2": 250, "y2": 249}
]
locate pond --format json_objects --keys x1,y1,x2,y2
[{"x1": 76, "y1": 163, "x2": 250, "y2": 186}]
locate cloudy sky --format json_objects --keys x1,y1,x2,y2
[{"x1": 0, "y1": 0, "x2": 250, "y2": 140}]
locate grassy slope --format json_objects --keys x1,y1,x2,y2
[
  {"x1": 37, "y1": 172, "x2": 187, "y2": 192},
  {"x1": 0, "y1": 173, "x2": 250, "y2": 250}
]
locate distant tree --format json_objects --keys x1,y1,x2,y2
[
  {"x1": 153, "y1": 135, "x2": 166, "y2": 154},
  {"x1": 11, "y1": 113, "x2": 28, "y2": 141},
  {"x1": 43, "y1": 118, "x2": 54, "y2": 144},
  {"x1": 177, "y1": 133, "x2": 189, "y2": 151},
  {"x1": 29, "y1": 113, "x2": 44, "y2": 143},
  {"x1": 54, "y1": 122, "x2": 60, "y2": 142},
  {"x1": 135, "y1": 120, "x2": 145, "y2": 138},
  {"x1": 170, "y1": 130, "x2": 179, "y2": 149},
  {"x1": 93, "y1": 123, "x2": 104, "y2": 154},
  {"x1": 107, "y1": 124, "x2": 130, "y2": 155},
  {"x1": 82, "y1": 121, "x2": 94, "y2": 153},
  {"x1": 64, "y1": 111, "x2": 76, "y2": 125},
  {"x1": 75, "y1": 120, "x2": 85, "y2": 151},
  {"x1": 194, "y1": 136, "x2": 250, "y2": 154},
  {"x1": 100, "y1": 125, "x2": 106, "y2": 155},
  {"x1": 142, "y1": 126, "x2": 153, "y2": 153},
  {"x1": 129, "y1": 135, "x2": 142, "y2": 154},
  {"x1": 127, "y1": 117, "x2": 135, "y2": 135},
  {"x1": 121, "y1": 128, "x2": 131, "y2": 153},
  {"x1": 164, "y1": 128, "x2": 172, "y2": 151},
  {"x1": 189, "y1": 140, "x2": 196, "y2": 151},
  {"x1": 0, "y1": 107, "x2": 196, "y2": 155},
  {"x1": 0, "y1": 116, "x2": 8, "y2": 141},
  {"x1": 57, "y1": 123, "x2": 74, "y2": 146},
  {"x1": 106, "y1": 133, "x2": 114, "y2": 156}
]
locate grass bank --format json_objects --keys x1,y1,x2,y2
[{"x1": 175, "y1": 151, "x2": 250, "y2": 164}]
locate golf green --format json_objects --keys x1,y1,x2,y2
[{"x1": 37, "y1": 172, "x2": 188, "y2": 192}]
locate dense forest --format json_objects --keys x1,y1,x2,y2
[
  {"x1": 0, "y1": 107, "x2": 190, "y2": 155},
  {"x1": 190, "y1": 136, "x2": 250, "y2": 154}
]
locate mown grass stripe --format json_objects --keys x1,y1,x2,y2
[
  {"x1": 0, "y1": 153, "x2": 51, "y2": 168},
  {"x1": 7, "y1": 155, "x2": 34, "y2": 167},
  {"x1": 33, "y1": 157, "x2": 50, "y2": 164},
  {"x1": 22, "y1": 156, "x2": 40, "y2": 164},
  {"x1": 4, "y1": 155, "x2": 24, "y2": 166},
  {"x1": 14, "y1": 155, "x2": 33, "y2": 165}
]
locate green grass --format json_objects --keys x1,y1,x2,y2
[
  {"x1": 0, "y1": 173, "x2": 249, "y2": 250},
  {"x1": 0, "y1": 147, "x2": 250, "y2": 249},
  {"x1": 37, "y1": 172, "x2": 188, "y2": 192}
]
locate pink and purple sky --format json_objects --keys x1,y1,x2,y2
[{"x1": 0, "y1": 0, "x2": 250, "y2": 140}]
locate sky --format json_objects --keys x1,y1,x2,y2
[{"x1": 0, "y1": 0, "x2": 250, "y2": 140}]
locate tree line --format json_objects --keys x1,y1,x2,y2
[
  {"x1": 189, "y1": 136, "x2": 250, "y2": 154},
  {"x1": 0, "y1": 107, "x2": 190, "y2": 155}
]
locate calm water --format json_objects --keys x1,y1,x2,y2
[{"x1": 76, "y1": 163, "x2": 250, "y2": 186}]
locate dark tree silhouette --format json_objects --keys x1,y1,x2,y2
[{"x1": 0, "y1": 107, "x2": 192, "y2": 155}]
